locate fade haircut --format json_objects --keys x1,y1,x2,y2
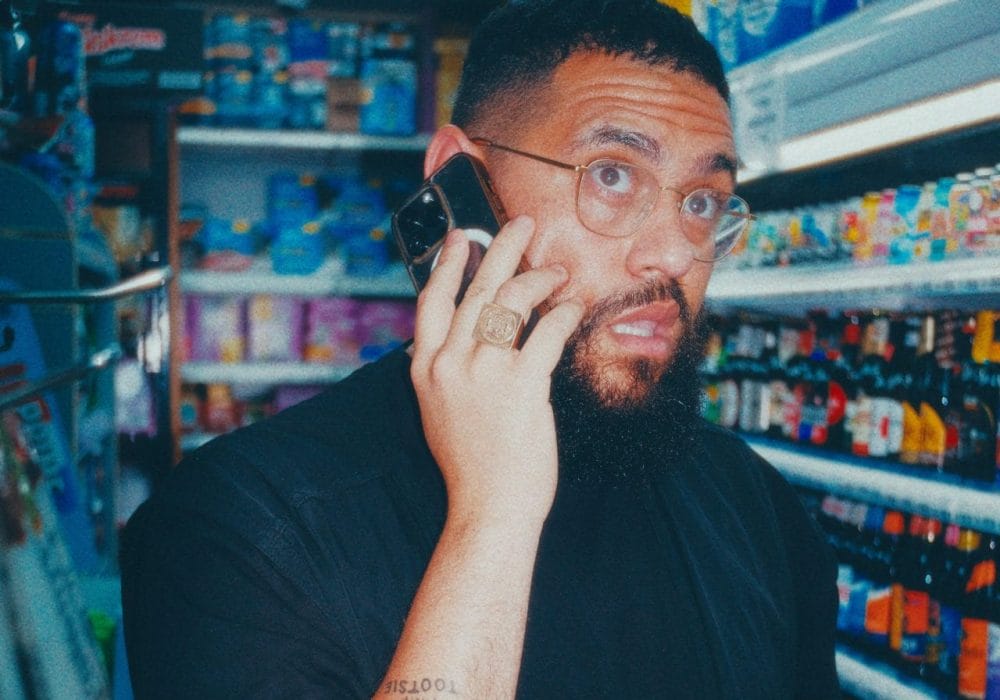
[{"x1": 451, "y1": 0, "x2": 728, "y2": 132}]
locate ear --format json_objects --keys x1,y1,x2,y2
[{"x1": 423, "y1": 124, "x2": 488, "y2": 178}]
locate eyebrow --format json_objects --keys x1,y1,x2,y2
[
  {"x1": 579, "y1": 125, "x2": 738, "y2": 180},
  {"x1": 578, "y1": 126, "x2": 662, "y2": 164},
  {"x1": 700, "y1": 152, "x2": 739, "y2": 179}
]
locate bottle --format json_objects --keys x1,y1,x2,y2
[
  {"x1": 938, "y1": 524, "x2": 969, "y2": 692},
  {"x1": 883, "y1": 511, "x2": 923, "y2": 659},
  {"x1": 886, "y1": 510, "x2": 908, "y2": 655},
  {"x1": 957, "y1": 312, "x2": 999, "y2": 482},
  {"x1": 896, "y1": 315, "x2": 925, "y2": 465},
  {"x1": 958, "y1": 536, "x2": 996, "y2": 699},
  {"x1": 0, "y1": 0, "x2": 31, "y2": 114},
  {"x1": 901, "y1": 518, "x2": 942, "y2": 667},
  {"x1": 917, "y1": 315, "x2": 948, "y2": 471},
  {"x1": 869, "y1": 318, "x2": 904, "y2": 461},
  {"x1": 853, "y1": 315, "x2": 890, "y2": 458},
  {"x1": 950, "y1": 173, "x2": 975, "y2": 257}
]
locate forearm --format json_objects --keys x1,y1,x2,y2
[{"x1": 376, "y1": 513, "x2": 545, "y2": 699}]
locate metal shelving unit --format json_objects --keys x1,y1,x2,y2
[
  {"x1": 748, "y1": 438, "x2": 1000, "y2": 537},
  {"x1": 176, "y1": 126, "x2": 431, "y2": 152},
  {"x1": 730, "y1": 0, "x2": 999, "y2": 183},
  {"x1": 706, "y1": 256, "x2": 1000, "y2": 315},
  {"x1": 180, "y1": 360, "x2": 356, "y2": 386},
  {"x1": 717, "y1": 4, "x2": 1000, "y2": 698},
  {"x1": 179, "y1": 257, "x2": 414, "y2": 297}
]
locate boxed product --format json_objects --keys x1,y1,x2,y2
[
  {"x1": 355, "y1": 300, "x2": 415, "y2": 361},
  {"x1": 246, "y1": 295, "x2": 305, "y2": 361},
  {"x1": 303, "y1": 297, "x2": 360, "y2": 364},
  {"x1": 185, "y1": 295, "x2": 246, "y2": 362}
]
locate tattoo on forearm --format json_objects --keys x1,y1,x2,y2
[{"x1": 382, "y1": 677, "x2": 460, "y2": 697}]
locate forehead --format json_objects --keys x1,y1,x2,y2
[{"x1": 524, "y1": 51, "x2": 734, "y2": 163}]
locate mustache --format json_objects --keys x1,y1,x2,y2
[{"x1": 581, "y1": 278, "x2": 691, "y2": 332}]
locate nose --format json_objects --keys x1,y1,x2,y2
[{"x1": 623, "y1": 197, "x2": 697, "y2": 281}]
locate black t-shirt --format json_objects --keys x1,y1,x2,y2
[{"x1": 121, "y1": 348, "x2": 839, "y2": 699}]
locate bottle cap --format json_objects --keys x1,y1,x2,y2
[
  {"x1": 957, "y1": 529, "x2": 982, "y2": 552},
  {"x1": 883, "y1": 510, "x2": 905, "y2": 536}
]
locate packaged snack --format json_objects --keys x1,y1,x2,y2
[
  {"x1": 185, "y1": 296, "x2": 246, "y2": 362},
  {"x1": 303, "y1": 297, "x2": 359, "y2": 364},
  {"x1": 246, "y1": 295, "x2": 305, "y2": 361}
]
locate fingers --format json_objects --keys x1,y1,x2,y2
[
  {"x1": 446, "y1": 216, "x2": 537, "y2": 349},
  {"x1": 518, "y1": 299, "x2": 586, "y2": 379},
  {"x1": 411, "y1": 228, "x2": 469, "y2": 371}
]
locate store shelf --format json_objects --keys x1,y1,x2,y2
[
  {"x1": 730, "y1": 0, "x2": 1000, "y2": 182},
  {"x1": 835, "y1": 646, "x2": 940, "y2": 700},
  {"x1": 180, "y1": 361, "x2": 357, "y2": 385},
  {"x1": 177, "y1": 127, "x2": 431, "y2": 152},
  {"x1": 748, "y1": 438, "x2": 1000, "y2": 536},
  {"x1": 706, "y1": 256, "x2": 1000, "y2": 314},
  {"x1": 180, "y1": 258, "x2": 415, "y2": 297}
]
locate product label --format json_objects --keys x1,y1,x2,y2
[
  {"x1": 852, "y1": 396, "x2": 872, "y2": 456},
  {"x1": 959, "y1": 618, "x2": 988, "y2": 699},
  {"x1": 900, "y1": 401, "x2": 923, "y2": 463},
  {"x1": 940, "y1": 604, "x2": 963, "y2": 679},
  {"x1": 920, "y1": 401, "x2": 946, "y2": 468},
  {"x1": 889, "y1": 582, "x2": 905, "y2": 651},
  {"x1": 900, "y1": 590, "x2": 930, "y2": 661},
  {"x1": 866, "y1": 586, "x2": 891, "y2": 640},
  {"x1": 988, "y1": 622, "x2": 1000, "y2": 700}
]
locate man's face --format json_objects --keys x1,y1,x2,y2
[{"x1": 482, "y1": 51, "x2": 736, "y2": 407}]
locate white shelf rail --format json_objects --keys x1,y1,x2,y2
[
  {"x1": 180, "y1": 259, "x2": 415, "y2": 298},
  {"x1": 177, "y1": 126, "x2": 431, "y2": 152},
  {"x1": 180, "y1": 361, "x2": 357, "y2": 385},
  {"x1": 749, "y1": 438, "x2": 1000, "y2": 535},
  {"x1": 835, "y1": 647, "x2": 940, "y2": 700}
]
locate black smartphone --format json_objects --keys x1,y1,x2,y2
[{"x1": 392, "y1": 152, "x2": 507, "y2": 303}]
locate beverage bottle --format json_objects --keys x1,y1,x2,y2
[
  {"x1": 784, "y1": 323, "x2": 814, "y2": 442},
  {"x1": 895, "y1": 314, "x2": 925, "y2": 465},
  {"x1": 738, "y1": 320, "x2": 771, "y2": 435},
  {"x1": 870, "y1": 318, "x2": 905, "y2": 461},
  {"x1": 863, "y1": 505, "x2": 892, "y2": 650},
  {"x1": 917, "y1": 314, "x2": 948, "y2": 471},
  {"x1": 923, "y1": 519, "x2": 948, "y2": 683},
  {"x1": 958, "y1": 536, "x2": 996, "y2": 699},
  {"x1": 853, "y1": 315, "x2": 890, "y2": 458},
  {"x1": 901, "y1": 518, "x2": 942, "y2": 667},
  {"x1": 938, "y1": 524, "x2": 971, "y2": 692},
  {"x1": 0, "y1": 0, "x2": 31, "y2": 114},
  {"x1": 957, "y1": 312, "x2": 999, "y2": 482},
  {"x1": 887, "y1": 511, "x2": 909, "y2": 656},
  {"x1": 768, "y1": 322, "x2": 799, "y2": 441}
]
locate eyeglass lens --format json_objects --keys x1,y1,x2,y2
[{"x1": 577, "y1": 159, "x2": 748, "y2": 261}]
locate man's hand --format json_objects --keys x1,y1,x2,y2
[
  {"x1": 409, "y1": 215, "x2": 585, "y2": 526},
  {"x1": 379, "y1": 215, "x2": 583, "y2": 698}
]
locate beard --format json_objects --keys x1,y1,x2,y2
[{"x1": 549, "y1": 279, "x2": 708, "y2": 487}]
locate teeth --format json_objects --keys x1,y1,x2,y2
[{"x1": 612, "y1": 322, "x2": 655, "y2": 338}]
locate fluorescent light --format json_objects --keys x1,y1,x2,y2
[{"x1": 777, "y1": 80, "x2": 1000, "y2": 172}]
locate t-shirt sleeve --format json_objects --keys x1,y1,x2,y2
[
  {"x1": 120, "y1": 442, "x2": 372, "y2": 699},
  {"x1": 761, "y1": 460, "x2": 841, "y2": 700}
]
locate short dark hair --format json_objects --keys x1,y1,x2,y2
[{"x1": 451, "y1": 0, "x2": 728, "y2": 131}]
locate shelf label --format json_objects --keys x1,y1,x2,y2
[{"x1": 731, "y1": 69, "x2": 786, "y2": 179}]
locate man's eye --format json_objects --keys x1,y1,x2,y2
[
  {"x1": 684, "y1": 190, "x2": 724, "y2": 220},
  {"x1": 590, "y1": 162, "x2": 635, "y2": 195}
]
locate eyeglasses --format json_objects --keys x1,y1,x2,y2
[{"x1": 471, "y1": 137, "x2": 751, "y2": 262}]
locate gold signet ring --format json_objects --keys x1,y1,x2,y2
[{"x1": 473, "y1": 302, "x2": 524, "y2": 349}]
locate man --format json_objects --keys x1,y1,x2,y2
[{"x1": 121, "y1": 1, "x2": 839, "y2": 698}]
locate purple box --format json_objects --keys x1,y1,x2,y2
[
  {"x1": 247, "y1": 295, "x2": 305, "y2": 361},
  {"x1": 185, "y1": 295, "x2": 246, "y2": 362},
  {"x1": 303, "y1": 297, "x2": 360, "y2": 364}
]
